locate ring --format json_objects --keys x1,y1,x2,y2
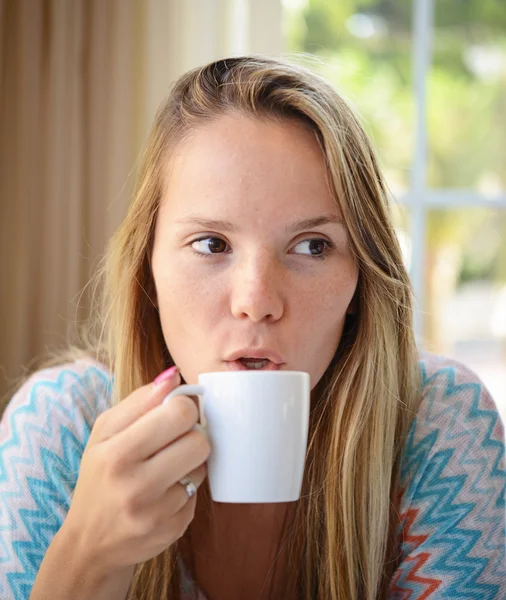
[{"x1": 179, "y1": 476, "x2": 197, "y2": 498}]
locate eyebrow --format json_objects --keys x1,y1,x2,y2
[{"x1": 174, "y1": 215, "x2": 344, "y2": 234}]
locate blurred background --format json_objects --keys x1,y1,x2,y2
[{"x1": 1, "y1": 0, "x2": 505, "y2": 421}]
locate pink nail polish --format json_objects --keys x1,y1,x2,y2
[{"x1": 153, "y1": 366, "x2": 179, "y2": 387}]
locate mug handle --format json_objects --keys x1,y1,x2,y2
[{"x1": 163, "y1": 384, "x2": 208, "y2": 433}]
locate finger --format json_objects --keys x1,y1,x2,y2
[
  {"x1": 169, "y1": 492, "x2": 198, "y2": 542},
  {"x1": 143, "y1": 430, "x2": 210, "y2": 497},
  {"x1": 113, "y1": 394, "x2": 200, "y2": 461},
  {"x1": 90, "y1": 368, "x2": 181, "y2": 443},
  {"x1": 164, "y1": 464, "x2": 207, "y2": 512}
]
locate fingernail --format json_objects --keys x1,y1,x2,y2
[{"x1": 153, "y1": 366, "x2": 180, "y2": 388}]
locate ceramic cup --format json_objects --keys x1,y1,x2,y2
[{"x1": 163, "y1": 370, "x2": 310, "y2": 503}]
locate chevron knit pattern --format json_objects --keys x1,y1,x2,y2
[
  {"x1": 389, "y1": 354, "x2": 505, "y2": 599},
  {"x1": 0, "y1": 355, "x2": 504, "y2": 599}
]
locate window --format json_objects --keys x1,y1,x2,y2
[{"x1": 283, "y1": 0, "x2": 506, "y2": 419}]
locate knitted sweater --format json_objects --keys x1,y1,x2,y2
[{"x1": 0, "y1": 355, "x2": 504, "y2": 599}]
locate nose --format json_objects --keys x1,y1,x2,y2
[{"x1": 229, "y1": 252, "x2": 284, "y2": 323}]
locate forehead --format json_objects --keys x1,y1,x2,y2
[{"x1": 159, "y1": 114, "x2": 339, "y2": 222}]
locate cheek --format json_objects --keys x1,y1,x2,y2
[
  {"x1": 298, "y1": 265, "x2": 357, "y2": 320},
  {"x1": 156, "y1": 253, "x2": 200, "y2": 298},
  {"x1": 153, "y1": 266, "x2": 216, "y2": 373},
  {"x1": 294, "y1": 291, "x2": 346, "y2": 355},
  {"x1": 296, "y1": 265, "x2": 357, "y2": 355},
  {"x1": 154, "y1": 261, "x2": 225, "y2": 336}
]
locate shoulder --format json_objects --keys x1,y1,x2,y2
[
  {"x1": 411, "y1": 352, "x2": 504, "y2": 452},
  {"x1": 418, "y1": 351, "x2": 500, "y2": 413},
  {"x1": 401, "y1": 352, "x2": 504, "y2": 487},
  {"x1": 0, "y1": 358, "x2": 114, "y2": 461},
  {"x1": 1, "y1": 358, "x2": 113, "y2": 435},
  {"x1": 400, "y1": 351, "x2": 505, "y2": 527},
  {"x1": 0, "y1": 357, "x2": 114, "y2": 484},
  {"x1": 391, "y1": 354, "x2": 506, "y2": 598},
  {"x1": 0, "y1": 360, "x2": 114, "y2": 598}
]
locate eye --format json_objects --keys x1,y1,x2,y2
[
  {"x1": 292, "y1": 238, "x2": 333, "y2": 259},
  {"x1": 190, "y1": 236, "x2": 229, "y2": 257},
  {"x1": 189, "y1": 236, "x2": 334, "y2": 260}
]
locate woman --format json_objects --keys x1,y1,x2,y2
[{"x1": 0, "y1": 55, "x2": 504, "y2": 600}]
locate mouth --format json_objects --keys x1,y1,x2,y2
[
  {"x1": 224, "y1": 347, "x2": 285, "y2": 371},
  {"x1": 225, "y1": 358, "x2": 282, "y2": 371}
]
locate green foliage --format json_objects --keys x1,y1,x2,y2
[
  {"x1": 285, "y1": 0, "x2": 506, "y2": 284},
  {"x1": 434, "y1": 0, "x2": 506, "y2": 30}
]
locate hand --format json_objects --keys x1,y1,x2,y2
[{"x1": 64, "y1": 367, "x2": 210, "y2": 573}]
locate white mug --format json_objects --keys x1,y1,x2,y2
[{"x1": 163, "y1": 371, "x2": 310, "y2": 503}]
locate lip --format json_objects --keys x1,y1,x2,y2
[
  {"x1": 225, "y1": 360, "x2": 283, "y2": 371},
  {"x1": 224, "y1": 348, "x2": 285, "y2": 365}
]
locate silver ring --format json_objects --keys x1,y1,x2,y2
[{"x1": 179, "y1": 476, "x2": 197, "y2": 498}]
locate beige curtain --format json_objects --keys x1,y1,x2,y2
[
  {"x1": 0, "y1": 0, "x2": 148, "y2": 398},
  {"x1": 0, "y1": 0, "x2": 283, "y2": 400}
]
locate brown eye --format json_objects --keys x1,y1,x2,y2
[
  {"x1": 293, "y1": 238, "x2": 331, "y2": 258},
  {"x1": 191, "y1": 237, "x2": 228, "y2": 256},
  {"x1": 308, "y1": 240, "x2": 326, "y2": 255}
]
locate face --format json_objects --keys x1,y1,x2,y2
[{"x1": 151, "y1": 114, "x2": 358, "y2": 390}]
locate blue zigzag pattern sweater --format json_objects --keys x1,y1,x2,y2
[{"x1": 0, "y1": 355, "x2": 504, "y2": 599}]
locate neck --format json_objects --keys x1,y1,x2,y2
[
  {"x1": 177, "y1": 483, "x2": 301, "y2": 600},
  {"x1": 182, "y1": 484, "x2": 294, "y2": 567},
  {"x1": 192, "y1": 486, "x2": 292, "y2": 550}
]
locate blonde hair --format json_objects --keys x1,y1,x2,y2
[{"x1": 93, "y1": 55, "x2": 420, "y2": 599}]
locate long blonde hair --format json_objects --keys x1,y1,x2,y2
[{"x1": 95, "y1": 55, "x2": 420, "y2": 600}]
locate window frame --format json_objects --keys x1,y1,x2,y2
[{"x1": 408, "y1": 0, "x2": 506, "y2": 340}]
